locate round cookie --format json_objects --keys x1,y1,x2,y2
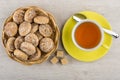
[
  {"x1": 39, "y1": 38, "x2": 54, "y2": 53},
  {"x1": 13, "y1": 9, "x2": 25, "y2": 24},
  {"x1": 4, "y1": 22, "x2": 18, "y2": 37},
  {"x1": 19, "y1": 21, "x2": 31, "y2": 36},
  {"x1": 39, "y1": 24, "x2": 53, "y2": 37},
  {"x1": 24, "y1": 8, "x2": 36, "y2": 22}
]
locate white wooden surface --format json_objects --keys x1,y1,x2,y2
[{"x1": 0, "y1": 0, "x2": 120, "y2": 80}]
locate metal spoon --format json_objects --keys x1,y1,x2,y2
[{"x1": 73, "y1": 13, "x2": 119, "y2": 38}]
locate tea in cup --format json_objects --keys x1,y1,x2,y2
[{"x1": 72, "y1": 19, "x2": 104, "y2": 51}]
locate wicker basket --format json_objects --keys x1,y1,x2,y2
[{"x1": 2, "y1": 6, "x2": 60, "y2": 65}]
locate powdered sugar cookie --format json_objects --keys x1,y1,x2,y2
[
  {"x1": 4, "y1": 22, "x2": 18, "y2": 37},
  {"x1": 34, "y1": 16, "x2": 49, "y2": 24},
  {"x1": 24, "y1": 8, "x2": 36, "y2": 22},
  {"x1": 14, "y1": 49, "x2": 28, "y2": 61},
  {"x1": 19, "y1": 21, "x2": 31, "y2": 36},
  {"x1": 40, "y1": 38, "x2": 54, "y2": 53},
  {"x1": 13, "y1": 9, "x2": 25, "y2": 24},
  {"x1": 39, "y1": 24, "x2": 53, "y2": 37}
]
